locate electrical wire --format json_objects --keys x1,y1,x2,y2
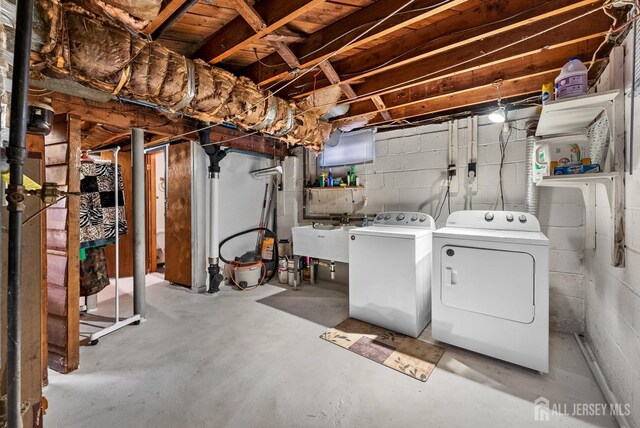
[
  {"x1": 434, "y1": 175, "x2": 452, "y2": 221},
  {"x1": 144, "y1": 0, "x2": 611, "y2": 149},
  {"x1": 22, "y1": 195, "x2": 67, "y2": 226},
  {"x1": 330, "y1": 3, "x2": 554, "y2": 80},
  {"x1": 589, "y1": 0, "x2": 639, "y2": 71},
  {"x1": 150, "y1": 0, "x2": 418, "y2": 147},
  {"x1": 291, "y1": 4, "x2": 609, "y2": 117},
  {"x1": 297, "y1": 0, "x2": 452, "y2": 62},
  {"x1": 491, "y1": 126, "x2": 513, "y2": 211}
]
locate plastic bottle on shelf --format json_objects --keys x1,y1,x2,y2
[
  {"x1": 328, "y1": 168, "x2": 333, "y2": 187},
  {"x1": 555, "y1": 58, "x2": 588, "y2": 99}
]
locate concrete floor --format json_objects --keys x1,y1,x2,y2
[{"x1": 46, "y1": 275, "x2": 618, "y2": 428}]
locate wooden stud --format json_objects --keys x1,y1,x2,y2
[
  {"x1": 344, "y1": 37, "x2": 606, "y2": 119},
  {"x1": 193, "y1": 0, "x2": 326, "y2": 63},
  {"x1": 284, "y1": 0, "x2": 602, "y2": 95},
  {"x1": 243, "y1": 0, "x2": 471, "y2": 85},
  {"x1": 143, "y1": 0, "x2": 194, "y2": 35}
]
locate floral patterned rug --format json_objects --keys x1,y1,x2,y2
[{"x1": 321, "y1": 318, "x2": 445, "y2": 382}]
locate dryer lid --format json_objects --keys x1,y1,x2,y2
[{"x1": 434, "y1": 227, "x2": 549, "y2": 246}]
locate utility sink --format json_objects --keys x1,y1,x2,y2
[{"x1": 292, "y1": 225, "x2": 358, "y2": 263}]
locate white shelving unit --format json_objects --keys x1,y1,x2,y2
[
  {"x1": 537, "y1": 173, "x2": 616, "y2": 250},
  {"x1": 535, "y1": 47, "x2": 625, "y2": 267}
]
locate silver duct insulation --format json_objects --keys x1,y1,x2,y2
[
  {"x1": 525, "y1": 134, "x2": 540, "y2": 217},
  {"x1": 32, "y1": 1, "x2": 332, "y2": 151}
]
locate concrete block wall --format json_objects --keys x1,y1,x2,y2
[
  {"x1": 581, "y1": 34, "x2": 640, "y2": 427},
  {"x1": 279, "y1": 109, "x2": 586, "y2": 334}
]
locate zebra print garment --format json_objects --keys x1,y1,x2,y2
[{"x1": 80, "y1": 161, "x2": 128, "y2": 248}]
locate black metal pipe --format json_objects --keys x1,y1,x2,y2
[
  {"x1": 151, "y1": 0, "x2": 199, "y2": 40},
  {"x1": 7, "y1": 0, "x2": 35, "y2": 426}
]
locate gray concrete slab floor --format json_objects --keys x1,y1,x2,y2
[{"x1": 45, "y1": 275, "x2": 618, "y2": 428}]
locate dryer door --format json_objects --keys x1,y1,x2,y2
[{"x1": 440, "y1": 245, "x2": 535, "y2": 323}]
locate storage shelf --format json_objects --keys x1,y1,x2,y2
[
  {"x1": 537, "y1": 172, "x2": 617, "y2": 187},
  {"x1": 536, "y1": 90, "x2": 620, "y2": 137},
  {"x1": 537, "y1": 172, "x2": 618, "y2": 254},
  {"x1": 533, "y1": 50, "x2": 625, "y2": 269},
  {"x1": 304, "y1": 186, "x2": 364, "y2": 190}
]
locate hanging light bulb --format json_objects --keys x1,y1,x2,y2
[
  {"x1": 488, "y1": 105, "x2": 506, "y2": 123},
  {"x1": 488, "y1": 79, "x2": 507, "y2": 123}
]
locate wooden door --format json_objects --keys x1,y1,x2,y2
[
  {"x1": 145, "y1": 153, "x2": 157, "y2": 273},
  {"x1": 164, "y1": 141, "x2": 192, "y2": 287},
  {"x1": 45, "y1": 114, "x2": 80, "y2": 374}
]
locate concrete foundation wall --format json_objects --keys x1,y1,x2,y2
[
  {"x1": 279, "y1": 110, "x2": 586, "y2": 334},
  {"x1": 582, "y1": 33, "x2": 640, "y2": 427}
]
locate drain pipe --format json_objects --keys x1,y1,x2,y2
[
  {"x1": 132, "y1": 128, "x2": 147, "y2": 318},
  {"x1": 198, "y1": 127, "x2": 226, "y2": 293},
  {"x1": 525, "y1": 121, "x2": 540, "y2": 217},
  {"x1": 6, "y1": 0, "x2": 35, "y2": 426}
]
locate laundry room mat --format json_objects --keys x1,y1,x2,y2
[{"x1": 321, "y1": 318, "x2": 445, "y2": 382}]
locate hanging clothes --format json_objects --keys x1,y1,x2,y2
[
  {"x1": 79, "y1": 246, "x2": 110, "y2": 296},
  {"x1": 79, "y1": 161, "x2": 128, "y2": 248},
  {"x1": 96, "y1": 163, "x2": 128, "y2": 239}
]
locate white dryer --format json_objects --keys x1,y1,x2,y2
[
  {"x1": 432, "y1": 210, "x2": 549, "y2": 372},
  {"x1": 349, "y1": 212, "x2": 435, "y2": 337}
]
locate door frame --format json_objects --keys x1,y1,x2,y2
[{"x1": 145, "y1": 152, "x2": 157, "y2": 273}]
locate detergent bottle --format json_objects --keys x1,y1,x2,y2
[{"x1": 555, "y1": 58, "x2": 588, "y2": 99}]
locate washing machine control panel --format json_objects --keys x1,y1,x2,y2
[
  {"x1": 446, "y1": 210, "x2": 541, "y2": 232},
  {"x1": 373, "y1": 212, "x2": 434, "y2": 228}
]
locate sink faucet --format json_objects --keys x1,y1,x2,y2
[{"x1": 340, "y1": 213, "x2": 350, "y2": 225}]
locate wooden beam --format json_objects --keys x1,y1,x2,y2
[
  {"x1": 193, "y1": 0, "x2": 325, "y2": 64},
  {"x1": 334, "y1": 10, "x2": 610, "y2": 116},
  {"x1": 50, "y1": 93, "x2": 195, "y2": 137},
  {"x1": 365, "y1": 59, "x2": 611, "y2": 126},
  {"x1": 143, "y1": 0, "x2": 193, "y2": 35},
  {"x1": 317, "y1": 61, "x2": 358, "y2": 99},
  {"x1": 345, "y1": 36, "x2": 606, "y2": 119},
  {"x1": 370, "y1": 70, "x2": 561, "y2": 125},
  {"x1": 49, "y1": 93, "x2": 288, "y2": 156},
  {"x1": 263, "y1": 27, "x2": 306, "y2": 44},
  {"x1": 371, "y1": 96, "x2": 393, "y2": 121},
  {"x1": 243, "y1": 0, "x2": 472, "y2": 85},
  {"x1": 286, "y1": 0, "x2": 603, "y2": 98},
  {"x1": 230, "y1": 0, "x2": 359, "y2": 103}
]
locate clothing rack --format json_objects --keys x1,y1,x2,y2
[{"x1": 81, "y1": 146, "x2": 140, "y2": 345}]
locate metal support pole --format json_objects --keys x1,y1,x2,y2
[
  {"x1": 114, "y1": 147, "x2": 120, "y2": 321},
  {"x1": 6, "y1": 1, "x2": 34, "y2": 426},
  {"x1": 132, "y1": 128, "x2": 146, "y2": 318}
]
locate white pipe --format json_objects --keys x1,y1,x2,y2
[
  {"x1": 114, "y1": 146, "x2": 120, "y2": 321},
  {"x1": 210, "y1": 172, "x2": 219, "y2": 262},
  {"x1": 574, "y1": 334, "x2": 631, "y2": 428}
]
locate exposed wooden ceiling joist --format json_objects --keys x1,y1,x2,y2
[
  {"x1": 242, "y1": 0, "x2": 472, "y2": 85},
  {"x1": 369, "y1": 69, "x2": 562, "y2": 125},
  {"x1": 352, "y1": 39, "x2": 607, "y2": 124},
  {"x1": 143, "y1": 0, "x2": 196, "y2": 36},
  {"x1": 229, "y1": 0, "x2": 363, "y2": 114},
  {"x1": 326, "y1": 9, "x2": 610, "y2": 121},
  {"x1": 286, "y1": 0, "x2": 603, "y2": 99},
  {"x1": 193, "y1": 0, "x2": 326, "y2": 64}
]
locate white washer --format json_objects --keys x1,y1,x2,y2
[
  {"x1": 432, "y1": 210, "x2": 549, "y2": 372},
  {"x1": 349, "y1": 212, "x2": 435, "y2": 337}
]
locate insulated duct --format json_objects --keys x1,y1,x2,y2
[
  {"x1": 525, "y1": 121, "x2": 540, "y2": 217},
  {"x1": 33, "y1": 1, "x2": 332, "y2": 151}
]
